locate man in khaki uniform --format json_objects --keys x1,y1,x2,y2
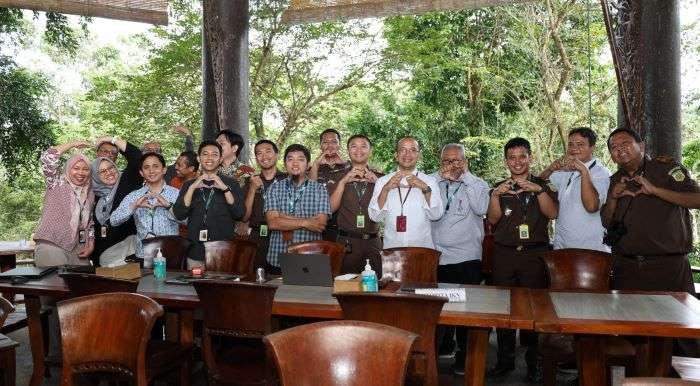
[
  {"x1": 487, "y1": 137, "x2": 558, "y2": 382},
  {"x1": 602, "y1": 128, "x2": 700, "y2": 294},
  {"x1": 328, "y1": 134, "x2": 383, "y2": 273}
]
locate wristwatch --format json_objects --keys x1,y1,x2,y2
[
  {"x1": 421, "y1": 186, "x2": 432, "y2": 194},
  {"x1": 221, "y1": 187, "x2": 231, "y2": 193}
]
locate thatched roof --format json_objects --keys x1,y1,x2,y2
[
  {"x1": 0, "y1": 0, "x2": 168, "y2": 25},
  {"x1": 282, "y1": 0, "x2": 531, "y2": 24}
]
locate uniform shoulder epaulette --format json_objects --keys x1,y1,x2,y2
[{"x1": 655, "y1": 155, "x2": 674, "y2": 164}]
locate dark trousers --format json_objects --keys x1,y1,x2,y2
[
  {"x1": 249, "y1": 229, "x2": 272, "y2": 271},
  {"x1": 492, "y1": 244, "x2": 547, "y2": 368},
  {"x1": 437, "y1": 260, "x2": 483, "y2": 363},
  {"x1": 336, "y1": 235, "x2": 382, "y2": 274}
]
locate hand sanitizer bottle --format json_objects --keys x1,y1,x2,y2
[
  {"x1": 361, "y1": 259, "x2": 378, "y2": 292},
  {"x1": 153, "y1": 248, "x2": 167, "y2": 281}
]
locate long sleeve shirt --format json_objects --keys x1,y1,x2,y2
[
  {"x1": 430, "y1": 171, "x2": 490, "y2": 265},
  {"x1": 368, "y1": 170, "x2": 443, "y2": 249},
  {"x1": 110, "y1": 185, "x2": 181, "y2": 258}
]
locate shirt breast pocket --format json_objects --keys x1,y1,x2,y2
[{"x1": 451, "y1": 197, "x2": 470, "y2": 216}]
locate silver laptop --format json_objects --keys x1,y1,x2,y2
[
  {"x1": 0, "y1": 266, "x2": 56, "y2": 280},
  {"x1": 279, "y1": 253, "x2": 333, "y2": 287}
]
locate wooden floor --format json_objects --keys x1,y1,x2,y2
[{"x1": 8, "y1": 325, "x2": 588, "y2": 386}]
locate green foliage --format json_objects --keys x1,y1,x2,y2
[
  {"x1": 0, "y1": 59, "x2": 55, "y2": 178},
  {"x1": 0, "y1": 167, "x2": 44, "y2": 239},
  {"x1": 683, "y1": 139, "x2": 700, "y2": 176}
]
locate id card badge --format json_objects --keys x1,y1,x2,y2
[
  {"x1": 199, "y1": 229, "x2": 209, "y2": 242},
  {"x1": 518, "y1": 224, "x2": 530, "y2": 240},
  {"x1": 100, "y1": 226, "x2": 107, "y2": 238},
  {"x1": 78, "y1": 230, "x2": 87, "y2": 244},
  {"x1": 259, "y1": 224, "x2": 268, "y2": 237},
  {"x1": 356, "y1": 214, "x2": 365, "y2": 229},
  {"x1": 396, "y1": 215, "x2": 407, "y2": 232}
]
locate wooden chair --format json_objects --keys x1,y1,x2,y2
[
  {"x1": 541, "y1": 248, "x2": 635, "y2": 386},
  {"x1": 192, "y1": 280, "x2": 277, "y2": 385},
  {"x1": 335, "y1": 292, "x2": 446, "y2": 386},
  {"x1": 60, "y1": 272, "x2": 138, "y2": 298},
  {"x1": 286, "y1": 240, "x2": 345, "y2": 277},
  {"x1": 380, "y1": 247, "x2": 441, "y2": 284},
  {"x1": 204, "y1": 240, "x2": 257, "y2": 280},
  {"x1": 264, "y1": 320, "x2": 418, "y2": 386},
  {"x1": 0, "y1": 297, "x2": 17, "y2": 386},
  {"x1": 142, "y1": 235, "x2": 191, "y2": 270},
  {"x1": 57, "y1": 293, "x2": 191, "y2": 386}
]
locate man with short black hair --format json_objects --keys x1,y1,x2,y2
[
  {"x1": 239, "y1": 139, "x2": 287, "y2": 269},
  {"x1": 173, "y1": 140, "x2": 244, "y2": 267},
  {"x1": 487, "y1": 137, "x2": 558, "y2": 382},
  {"x1": 264, "y1": 144, "x2": 331, "y2": 274},
  {"x1": 541, "y1": 127, "x2": 611, "y2": 251},
  {"x1": 216, "y1": 130, "x2": 255, "y2": 187},
  {"x1": 369, "y1": 137, "x2": 443, "y2": 249}
]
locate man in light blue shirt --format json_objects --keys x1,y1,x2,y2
[
  {"x1": 110, "y1": 153, "x2": 180, "y2": 264},
  {"x1": 430, "y1": 143, "x2": 490, "y2": 375},
  {"x1": 541, "y1": 127, "x2": 611, "y2": 252}
]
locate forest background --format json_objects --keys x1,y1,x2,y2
[{"x1": 0, "y1": 0, "x2": 698, "y2": 261}]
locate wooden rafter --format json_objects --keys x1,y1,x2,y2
[
  {"x1": 0, "y1": 0, "x2": 168, "y2": 25},
  {"x1": 282, "y1": 0, "x2": 532, "y2": 24}
]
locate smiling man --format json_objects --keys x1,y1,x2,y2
[
  {"x1": 368, "y1": 136, "x2": 443, "y2": 249},
  {"x1": 173, "y1": 140, "x2": 244, "y2": 267},
  {"x1": 601, "y1": 128, "x2": 700, "y2": 294},
  {"x1": 264, "y1": 144, "x2": 331, "y2": 275},
  {"x1": 486, "y1": 137, "x2": 558, "y2": 382},
  {"x1": 540, "y1": 127, "x2": 611, "y2": 251}
]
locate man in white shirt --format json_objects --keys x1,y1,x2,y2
[
  {"x1": 430, "y1": 143, "x2": 490, "y2": 375},
  {"x1": 369, "y1": 137, "x2": 443, "y2": 248},
  {"x1": 541, "y1": 127, "x2": 611, "y2": 252}
]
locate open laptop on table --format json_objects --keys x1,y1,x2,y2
[{"x1": 279, "y1": 253, "x2": 333, "y2": 287}]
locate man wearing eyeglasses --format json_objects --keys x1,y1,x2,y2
[
  {"x1": 430, "y1": 143, "x2": 490, "y2": 374},
  {"x1": 369, "y1": 137, "x2": 443, "y2": 249}
]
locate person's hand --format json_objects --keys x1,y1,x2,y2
[
  {"x1": 611, "y1": 177, "x2": 639, "y2": 199},
  {"x1": 249, "y1": 175, "x2": 264, "y2": 191},
  {"x1": 71, "y1": 140, "x2": 92, "y2": 149},
  {"x1": 235, "y1": 222, "x2": 251, "y2": 236},
  {"x1": 341, "y1": 167, "x2": 365, "y2": 184},
  {"x1": 566, "y1": 156, "x2": 588, "y2": 173},
  {"x1": 303, "y1": 215, "x2": 326, "y2": 233},
  {"x1": 152, "y1": 194, "x2": 171, "y2": 208},
  {"x1": 209, "y1": 174, "x2": 229, "y2": 191},
  {"x1": 440, "y1": 165, "x2": 461, "y2": 181},
  {"x1": 130, "y1": 195, "x2": 154, "y2": 211},
  {"x1": 171, "y1": 123, "x2": 191, "y2": 136},
  {"x1": 77, "y1": 239, "x2": 94, "y2": 258},
  {"x1": 547, "y1": 158, "x2": 566, "y2": 173},
  {"x1": 512, "y1": 178, "x2": 543, "y2": 194},
  {"x1": 405, "y1": 174, "x2": 429, "y2": 191},
  {"x1": 383, "y1": 171, "x2": 407, "y2": 191},
  {"x1": 364, "y1": 169, "x2": 378, "y2": 183},
  {"x1": 631, "y1": 175, "x2": 657, "y2": 196},
  {"x1": 491, "y1": 179, "x2": 514, "y2": 197}
]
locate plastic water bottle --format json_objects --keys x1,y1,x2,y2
[
  {"x1": 153, "y1": 248, "x2": 167, "y2": 281},
  {"x1": 361, "y1": 259, "x2": 378, "y2": 292}
]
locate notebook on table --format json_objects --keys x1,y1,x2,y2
[
  {"x1": 0, "y1": 266, "x2": 57, "y2": 280},
  {"x1": 279, "y1": 253, "x2": 333, "y2": 287}
]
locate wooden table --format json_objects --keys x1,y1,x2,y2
[
  {"x1": 0, "y1": 241, "x2": 34, "y2": 272},
  {"x1": 532, "y1": 290, "x2": 700, "y2": 386},
  {"x1": 0, "y1": 273, "x2": 533, "y2": 386}
]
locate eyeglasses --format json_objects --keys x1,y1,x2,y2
[
  {"x1": 99, "y1": 165, "x2": 117, "y2": 176},
  {"x1": 97, "y1": 149, "x2": 118, "y2": 157},
  {"x1": 441, "y1": 159, "x2": 463, "y2": 165}
]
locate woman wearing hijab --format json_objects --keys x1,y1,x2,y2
[
  {"x1": 34, "y1": 140, "x2": 95, "y2": 267},
  {"x1": 89, "y1": 136, "x2": 144, "y2": 266}
]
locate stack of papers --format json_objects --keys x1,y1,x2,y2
[{"x1": 415, "y1": 288, "x2": 467, "y2": 302}]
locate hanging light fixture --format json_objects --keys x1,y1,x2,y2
[
  {"x1": 281, "y1": 0, "x2": 532, "y2": 24},
  {"x1": 0, "y1": 0, "x2": 168, "y2": 25}
]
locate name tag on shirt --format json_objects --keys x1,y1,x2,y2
[
  {"x1": 100, "y1": 226, "x2": 107, "y2": 238},
  {"x1": 518, "y1": 224, "x2": 530, "y2": 240},
  {"x1": 259, "y1": 224, "x2": 268, "y2": 237},
  {"x1": 356, "y1": 215, "x2": 365, "y2": 229},
  {"x1": 396, "y1": 215, "x2": 407, "y2": 232},
  {"x1": 199, "y1": 229, "x2": 209, "y2": 242}
]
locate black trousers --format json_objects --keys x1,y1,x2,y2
[
  {"x1": 437, "y1": 260, "x2": 483, "y2": 363},
  {"x1": 492, "y1": 244, "x2": 548, "y2": 368}
]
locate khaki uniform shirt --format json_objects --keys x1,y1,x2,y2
[
  {"x1": 604, "y1": 157, "x2": 699, "y2": 256},
  {"x1": 492, "y1": 175, "x2": 558, "y2": 246}
]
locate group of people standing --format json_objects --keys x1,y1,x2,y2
[{"x1": 32, "y1": 124, "x2": 699, "y2": 380}]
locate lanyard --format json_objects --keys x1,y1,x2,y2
[
  {"x1": 200, "y1": 188, "x2": 216, "y2": 227},
  {"x1": 72, "y1": 188, "x2": 88, "y2": 229},
  {"x1": 396, "y1": 172, "x2": 417, "y2": 216},
  {"x1": 444, "y1": 180, "x2": 462, "y2": 211},
  {"x1": 287, "y1": 180, "x2": 309, "y2": 215},
  {"x1": 565, "y1": 160, "x2": 597, "y2": 189},
  {"x1": 352, "y1": 181, "x2": 368, "y2": 213}
]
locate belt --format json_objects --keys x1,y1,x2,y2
[
  {"x1": 250, "y1": 222, "x2": 267, "y2": 230},
  {"x1": 495, "y1": 242, "x2": 549, "y2": 252},
  {"x1": 338, "y1": 229, "x2": 379, "y2": 240}
]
